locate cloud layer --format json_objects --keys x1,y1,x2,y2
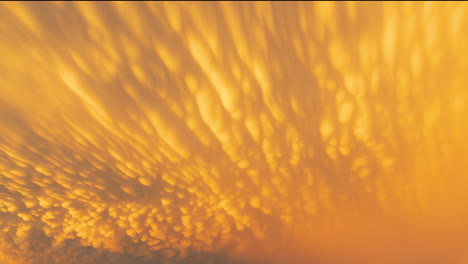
[{"x1": 1, "y1": 2, "x2": 468, "y2": 263}]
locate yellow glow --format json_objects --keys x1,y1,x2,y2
[{"x1": 1, "y1": 1, "x2": 468, "y2": 263}]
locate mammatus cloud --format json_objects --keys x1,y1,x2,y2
[{"x1": 1, "y1": 1, "x2": 468, "y2": 263}]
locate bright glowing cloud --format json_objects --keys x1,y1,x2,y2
[{"x1": 1, "y1": 1, "x2": 468, "y2": 264}]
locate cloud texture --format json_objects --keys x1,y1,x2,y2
[{"x1": 1, "y1": 1, "x2": 468, "y2": 263}]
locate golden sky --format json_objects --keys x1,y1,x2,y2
[{"x1": 1, "y1": 1, "x2": 468, "y2": 263}]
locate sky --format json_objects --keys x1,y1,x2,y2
[{"x1": 1, "y1": 1, "x2": 468, "y2": 263}]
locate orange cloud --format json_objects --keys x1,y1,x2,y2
[{"x1": 1, "y1": 1, "x2": 468, "y2": 263}]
